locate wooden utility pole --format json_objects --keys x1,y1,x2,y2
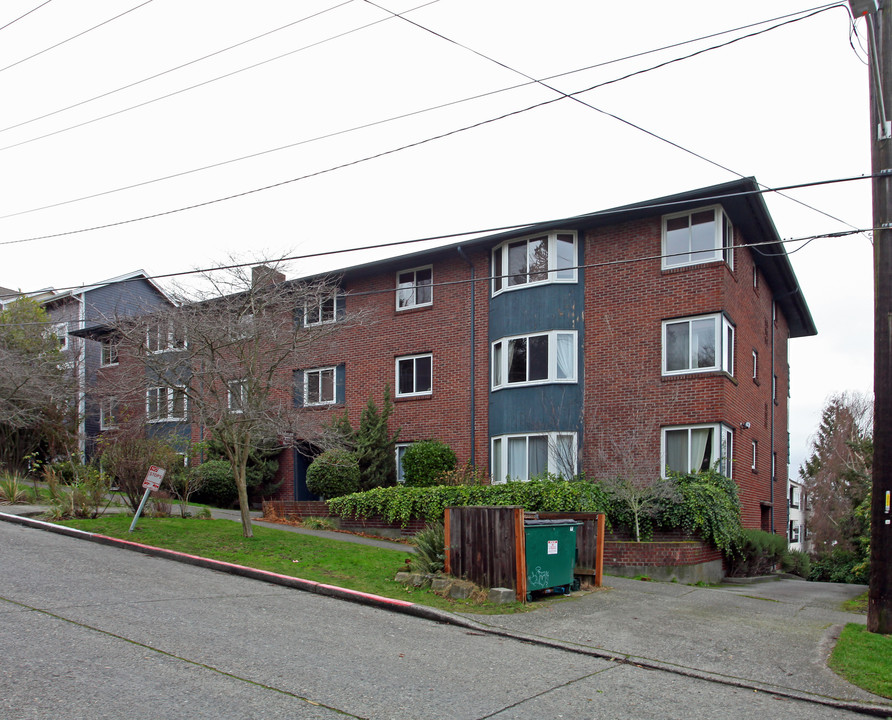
[{"x1": 856, "y1": 0, "x2": 892, "y2": 634}]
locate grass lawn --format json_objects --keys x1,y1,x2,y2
[
  {"x1": 829, "y1": 623, "x2": 892, "y2": 699},
  {"x1": 60, "y1": 515, "x2": 529, "y2": 614}
]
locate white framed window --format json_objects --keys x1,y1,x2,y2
[
  {"x1": 147, "y1": 322, "x2": 186, "y2": 353},
  {"x1": 492, "y1": 330, "x2": 576, "y2": 389},
  {"x1": 228, "y1": 380, "x2": 247, "y2": 413},
  {"x1": 100, "y1": 338, "x2": 119, "y2": 367},
  {"x1": 662, "y1": 205, "x2": 734, "y2": 270},
  {"x1": 146, "y1": 386, "x2": 186, "y2": 422},
  {"x1": 304, "y1": 367, "x2": 336, "y2": 406},
  {"x1": 99, "y1": 398, "x2": 118, "y2": 430},
  {"x1": 662, "y1": 423, "x2": 733, "y2": 477},
  {"x1": 395, "y1": 442, "x2": 412, "y2": 483},
  {"x1": 662, "y1": 314, "x2": 734, "y2": 376},
  {"x1": 396, "y1": 266, "x2": 432, "y2": 310},
  {"x1": 789, "y1": 485, "x2": 800, "y2": 509},
  {"x1": 396, "y1": 354, "x2": 432, "y2": 397},
  {"x1": 492, "y1": 231, "x2": 576, "y2": 294},
  {"x1": 789, "y1": 521, "x2": 800, "y2": 543},
  {"x1": 52, "y1": 322, "x2": 69, "y2": 350},
  {"x1": 304, "y1": 291, "x2": 338, "y2": 326},
  {"x1": 491, "y1": 432, "x2": 576, "y2": 483}
]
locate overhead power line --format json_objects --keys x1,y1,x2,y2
[
  {"x1": 0, "y1": 0, "x2": 439, "y2": 155},
  {"x1": 0, "y1": 5, "x2": 855, "y2": 246},
  {"x1": 0, "y1": 1, "x2": 845, "y2": 223},
  {"x1": 0, "y1": 174, "x2": 877, "y2": 302},
  {"x1": 0, "y1": 1, "x2": 154, "y2": 75},
  {"x1": 0, "y1": 1, "x2": 54, "y2": 33},
  {"x1": 0, "y1": 0, "x2": 356, "y2": 136},
  {"x1": 367, "y1": 0, "x2": 863, "y2": 239}
]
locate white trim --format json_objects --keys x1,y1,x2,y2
[
  {"x1": 303, "y1": 366, "x2": 337, "y2": 406},
  {"x1": 661, "y1": 423, "x2": 734, "y2": 478},
  {"x1": 491, "y1": 330, "x2": 577, "y2": 389},
  {"x1": 99, "y1": 398, "x2": 118, "y2": 430},
  {"x1": 146, "y1": 386, "x2": 187, "y2": 422},
  {"x1": 100, "y1": 337, "x2": 119, "y2": 367},
  {"x1": 490, "y1": 431, "x2": 577, "y2": 483},
  {"x1": 396, "y1": 265, "x2": 433, "y2": 310},
  {"x1": 662, "y1": 205, "x2": 734, "y2": 270},
  {"x1": 395, "y1": 442, "x2": 412, "y2": 483},
  {"x1": 492, "y1": 231, "x2": 577, "y2": 295},
  {"x1": 227, "y1": 380, "x2": 247, "y2": 413},
  {"x1": 662, "y1": 313, "x2": 734, "y2": 376},
  {"x1": 395, "y1": 353, "x2": 432, "y2": 397},
  {"x1": 304, "y1": 290, "x2": 338, "y2": 327}
]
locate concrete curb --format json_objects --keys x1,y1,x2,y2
[{"x1": 3, "y1": 511, "x2": 891, "y2": 718}]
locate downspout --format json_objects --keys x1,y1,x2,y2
[
  {"x1": 770, "y1": 300, "x2": 776, "y2": 534},
  {"x1": 78, "y1": 293, "x2": 87, "y2": 460},
  {"x1": 457, "y1": 247, "x2": 476, "y2": 465}
]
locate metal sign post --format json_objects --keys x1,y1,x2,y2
[{"x1": 129, "y1": 466, "x2": 165, "y2": 533}]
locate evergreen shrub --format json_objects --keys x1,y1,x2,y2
[
  {"x1": 401, "y1": 440, "x2": 456, "y2": 487},
  {"x1": 306, "y1": 449, "x2": 361, "y2": 499},
  {"x1": 192, "y1": 460, "x2": 237, "y2": 507}
]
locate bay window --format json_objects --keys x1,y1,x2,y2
[
  {"x1": 662, "y1": 423, "x2": 733, "y2": 477},
  {"x1": 492, "y1": 231, "x2": 577, "y2": 294},
  {"x1": 491, "y1": 432, "x2": 577, "y2": 483},
  {"x1": 662, "y1": 206, "x2": 734, "y2": 270},
  {"x1": 662, "y1": 313, "x2": 734, "y2": 376},
  {"x1": 492, "y1": 330, "x2": 576, "y2": 389}
]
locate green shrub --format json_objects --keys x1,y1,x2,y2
[
  {"x1": 306, "y1": 449, "x2": 361, "y2": 499},
  {"x1": 300, "y1": 516, "x2": 338, "y2": 531},
  {"x1": 328, "y1": 477, "x2": 610, "y2": 527},
  {"x1": 432, "y1": 461, "x2": 490, "y2": 486},
  {"x1": 410, "y1": 521, "x2": 445, "y2": 575},
  {"x1": 781, "y1": 549, "x2": 811, "y2": 578},
  {"x1": 402, "y1": 441, "x2": 456, "y2": 487},
  {"x1": 192, "y1": 460, "x2": 238, "y2": 507},
  {"x1": 809, "y1": 548, "x2": 869, "y2": 584},
  {"x1": 726, "y1": 528, "x2": 788, "y2": 577},
  {"x1": 661, "y1": 470, "x2": 742, "y2": 554},
  {"x1": 44, "y1": 460, "x2": 96, "y2": 485}
]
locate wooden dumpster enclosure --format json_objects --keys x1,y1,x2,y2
[{"x1": 444, "y1": 506, "x2": 605, "y2": 602}]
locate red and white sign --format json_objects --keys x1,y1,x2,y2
[
  {"x1": 142, "y1": 465, "x2": 166, "y2": 491},
  {"x1": 547, "y1": 540, "x2": 558, "y2": 555}
]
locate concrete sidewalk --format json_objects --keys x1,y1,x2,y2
[
  {"x1": 467, "y1": 575, "x2": 888, "y2": 712},
  {"x1": 3, "y1": 504, "x2": 887, "y2": 716}
]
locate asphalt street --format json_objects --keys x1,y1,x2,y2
[{"x1": 0, "y1": 518, "x2": 886, "y2": 720}]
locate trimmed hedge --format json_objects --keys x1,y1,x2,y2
[
  {"x1": 327, "y1": 478, "x2": 610, "y2": 527},
  {"x1": 402, "y1": 440, "x2": 456, "y2": 487},
  {"x1": 306, "y1": 449, "x2": 361, "y2": 499},
  {"x1": 328, "y1": 470, "x2": 745, "y2": 558}
]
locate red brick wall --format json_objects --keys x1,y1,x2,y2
[{"x1": 580, "y1": 218, "x2": 790, "y2": 533}]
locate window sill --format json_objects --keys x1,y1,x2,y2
[
  {"x1": 660, "y1": 259, "x2": 728, "y2": 275},
  {"x1": 661, "y1": 370, "x2": 736, "y2": 385},
  {"x1": 395, "y1": 304, "x2": 433, "y2": 315},
  {"x1": 395, "y1": 393, "x2": 432, "y2": 402}
]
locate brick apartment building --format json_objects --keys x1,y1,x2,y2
[
  {"x1": 91, "y1": 177, "x2": 816, "y2": 536},
  {"x1": 1, "y1": 271, "x2": 174, "y2": 460}
]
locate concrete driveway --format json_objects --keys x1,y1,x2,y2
[{"x1": 468, "y1": 575, "x2": 883, "y2": 709}]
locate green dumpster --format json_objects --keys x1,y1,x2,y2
[{"x1": 524, "y1": 519, "x2": 581, "y2": 600}]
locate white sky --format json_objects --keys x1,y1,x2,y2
[{"x1": 0, "y1": 0, "x2": 876, "y2": 475}]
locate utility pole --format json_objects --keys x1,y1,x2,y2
[{"x1": 852, "y1": 0, "x2": 892, "y2": 634}]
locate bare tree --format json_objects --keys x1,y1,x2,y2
[
  {"x1": 589, "y1": 409, "x2": 680, "y2": 541},
  {"x1": 106, "y1": 261, "x2": 358, "y2": 538},
  {"x1": 800, "y1": 391, "x2": 873, "y2": 555},
  {"x1": 0, "y1": 297, "x2": 78, "y2": 472}
]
